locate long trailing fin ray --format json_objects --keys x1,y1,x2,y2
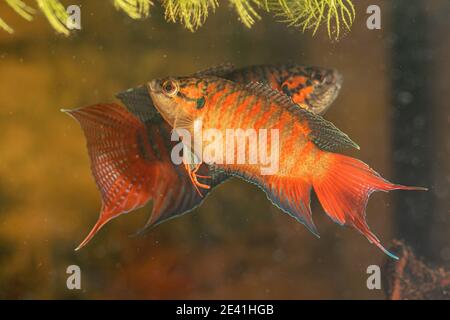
[
  {"x1": 226, "y1": 144, "x2": 426, "y2": 259},
  {"x1": 64, "y1": 103, "x2": 159, "y2": 249},
  {"x1": 312, "y1": 153, "x2": 427, "y2": 259},
  {"x1": 65, "y1": 103, "x2": 228, "y2": 246}
]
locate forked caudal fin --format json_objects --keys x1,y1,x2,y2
[
  {"x1": 312, "y1": 153, "x2": 427, "y2": 259},
  {"x1": 63, "y1": 104, "x2": 158, "y2": 250},
  {"x1": 244, "y1": 152, "x2": 426, "y2": 260},
  {"x1": 64, "y1": 104, "x2": 220, "y2": 250}
]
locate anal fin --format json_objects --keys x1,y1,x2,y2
[{"x1": 236, "y1": 173, "x2": 319, "y2": 237}]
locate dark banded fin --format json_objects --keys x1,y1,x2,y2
[
  {"x1": 244, "y1": 82, "x2": 360, "y2": 152},
  {"x1": 116, "y1": 85, "x2": 162, "y2": 124},
  {"x1": 135, "y1": 163, "x2": 229, "y2": 235},
  {"x1": 245, "y1": 82, "x2": 294, "y2": 105}
]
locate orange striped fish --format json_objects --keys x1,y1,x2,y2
[
  {"x1": 66, "y1": 64, "x2": 343, "y2": 250},
  {"x1": 147, "y1": 76, "x2": 427, "y2": 259}
]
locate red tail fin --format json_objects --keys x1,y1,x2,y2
[
  {"x1": 312, "y1": 153, "x2": 427, "y2": 259},
  {"x1": 64, "y1": 104, "x2": 221, "y2": 250},
  {"x1": 64, "y1": 104, "x2": 159, "y2": 250}
]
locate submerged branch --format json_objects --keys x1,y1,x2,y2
[{"x1": 384, "y1": 240, "x2": 450, "y2": 300}]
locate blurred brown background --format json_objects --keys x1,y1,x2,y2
[{"x1": 0, "y1": 0, "x2": 448, "y2": 299}]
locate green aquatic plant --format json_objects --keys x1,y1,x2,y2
[
  {"x1": 1, "y1": 0, "x2": 355, "y2": 39},
  {"x1": 114, "y1": 0, "x2": 152, "y2": 19},
  {"x1": 36, "y1": 0, "x2": 70, "y2": 35},
  {"x1": 229, "y1": 0, "x2": 264, "y2": 28},
  {"x1": 1, "y1": 0, "x2": 69, "y2": 34},
  {"x1": 1, "y1": 0, "x2": 33, "y2": 33},
  {"x1": 163, "y1": 0, "x2": 218, "y2": 32},
  {"x1": 270, "y1": 0, "x2": 355, "y2": 39}
]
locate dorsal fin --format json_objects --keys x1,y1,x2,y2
[
  {"x1": 115, "y1": 85, "x2": 162, "y2": 124},
  {"x1": 244, "y1": 82, "x2": 360, "y2": 152},
  {"x1": 193, "y1": 63, "x2": 236, "y2": 78},
  {"x1": 245, "y1": 82, "x2": 294, "y2": 106}
]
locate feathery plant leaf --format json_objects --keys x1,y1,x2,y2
[
  {"x1": 114, "y1": 0, "x2": 152, "y2": 19},
  {"x1": 1, "y1": 0, "x2": 36, "y2": 33},
  {"x1": 1, "y1": 0, "x2": 356, "y2": 40},
  {"x1": 6, "y1": 0, "x2": 36, "y2": 21},
  {"x1": 162, "y1": 0, "x2": 218, "y2": 32},
  {"x1": 270, "y1": 0, "x2": 355, "y2": 39},
  {"x1": 0, "y1": 16, "x2": 14, "y2": 33},
  {"x1": 36, "y1": 0, "x2": 70, "y2": 36},
  {"x1": 229, "y1": 0, "x2": 263, "y2": 28}
]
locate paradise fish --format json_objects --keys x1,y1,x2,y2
[
  {"x1": 147, "y1": 76, "x2": 426, "y2": 259},
  {"x1": 65, "y1": 64, "x2": 343, "y2": 250}
]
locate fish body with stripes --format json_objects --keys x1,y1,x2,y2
[{"x1": 147, "y1": 75, "x2": 426, "y2": 259}]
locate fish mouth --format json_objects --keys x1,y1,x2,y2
[
  {"x1": 328, "y1": 69, "x2": 343, "y2": 89},
  {"x1": 147, "y1": 79, "x2": 163, "y2": 103},
  {"x1": 320, "y1": 69, "x2": 343, "y2": 102},
  {"x1": 320, "y1": 68, "x2": 343, "y2": 90},
  {"x1": 307, "y1": 68, "x2": 343, "y2": 115},
  {"x1": 148, "y1": 79, "x2": 161, "y2": 93}
]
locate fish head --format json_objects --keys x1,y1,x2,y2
[
  {"x1": 281, "y1": 66, "x2": 343, "y2": 115},
  {"x1": 147, "y1": 77, "x2": 208, "y2": 128}
]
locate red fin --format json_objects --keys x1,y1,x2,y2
[
  {"x1": 239, "y1": 174, "x2": 319, "y2": 237},
  {"x1": 65, "y1": 104, "x2": 159, "y2": 250},
  {"x1": 65, "y1": 104, "x2": 223, "y2": 249},
  {"x1": 312, "y1": 153, "x2": 427, "y2": 259},
  {"x1": 269, "y1": 177, "x2": 319, "y2": 236},
  {"x1": 135, "y1": 163, "x2": 218, "y2": 235}
]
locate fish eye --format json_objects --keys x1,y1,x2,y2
[{"x1": 162, "y1": 80, "x2": 178, "y2": 96}]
